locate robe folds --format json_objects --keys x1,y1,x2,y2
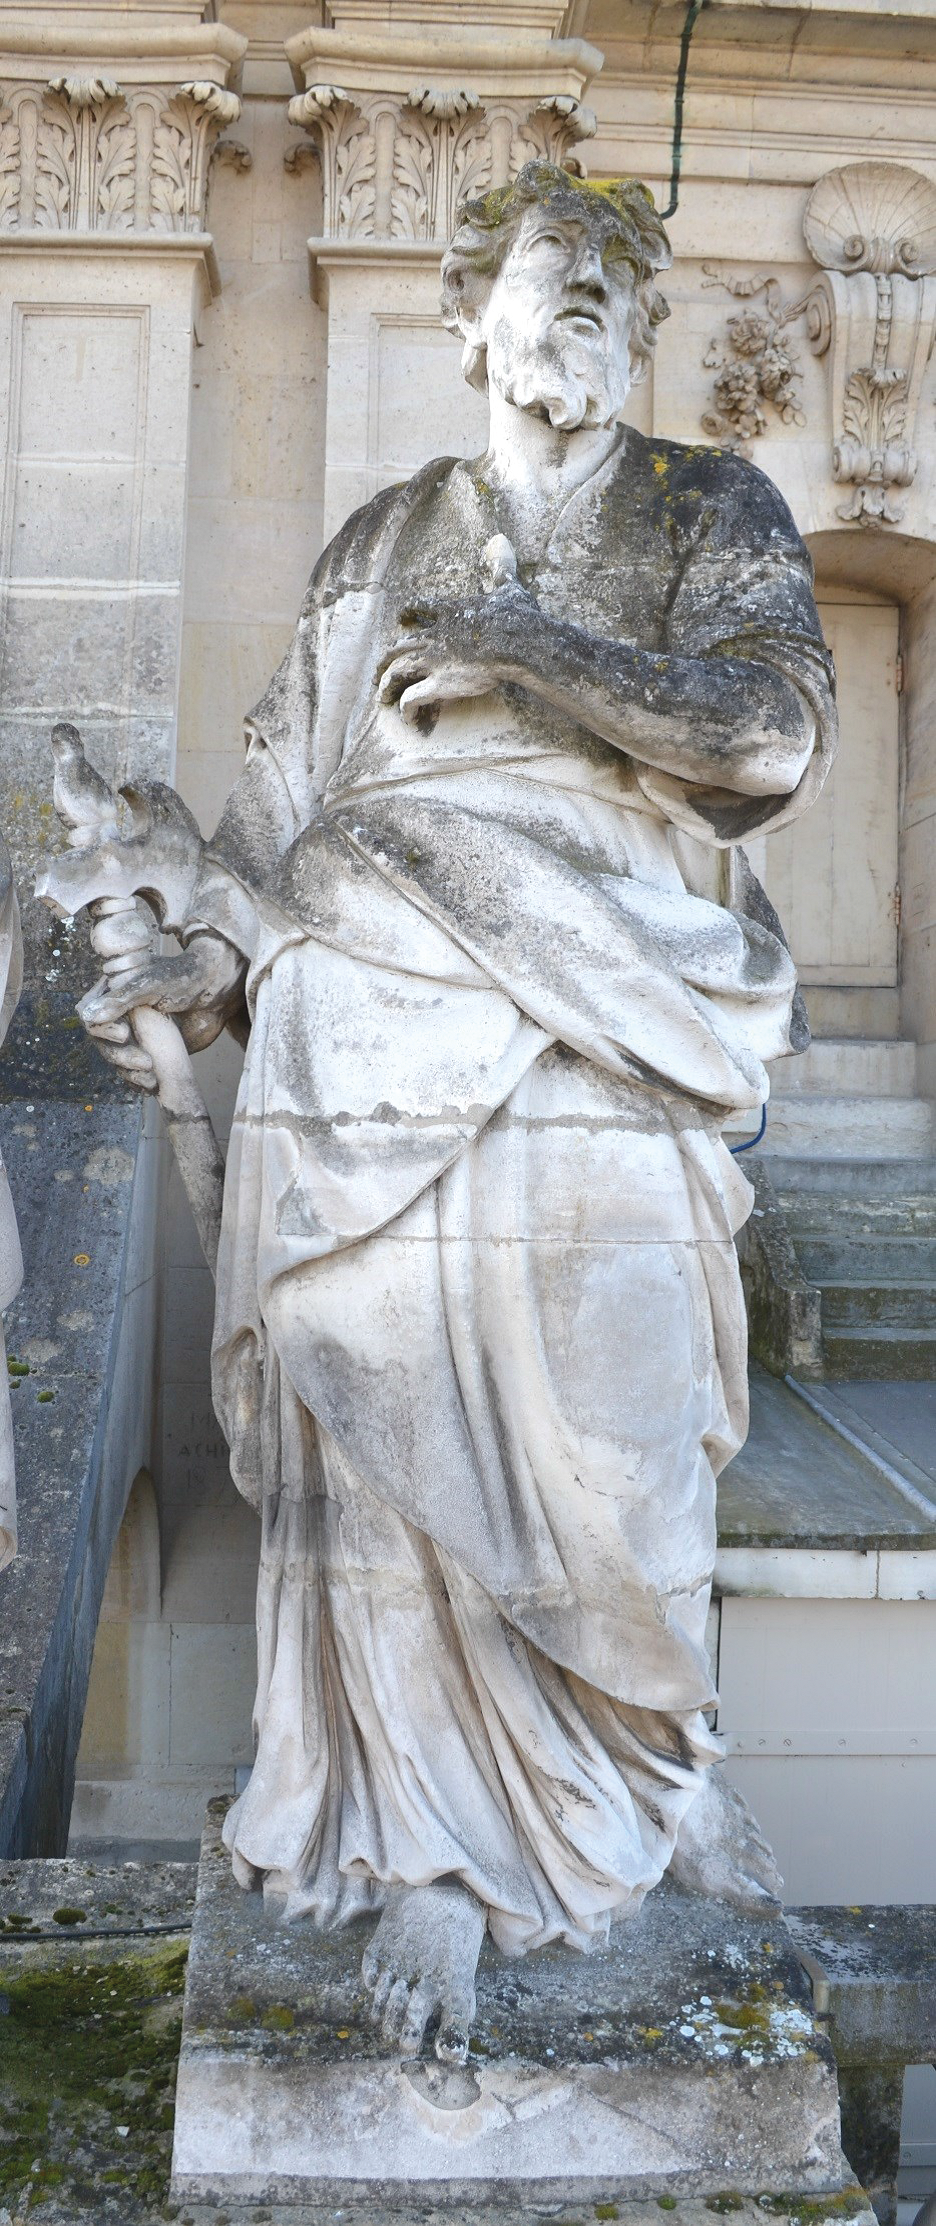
[{"x1": 193, "y1": 428, "x2": 836, "y2": 1951}]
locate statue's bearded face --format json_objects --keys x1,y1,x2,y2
[{"x1": 476, "y1": 204, "x2": 638, "y2": 432}]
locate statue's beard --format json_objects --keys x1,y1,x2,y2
[{"x1": 486, "y1": 324, "x2": 629, "y2": 432}]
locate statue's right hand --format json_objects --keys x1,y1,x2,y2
[{"x1": 78, "y1": 934, "x2": 243, "y2": 1036}]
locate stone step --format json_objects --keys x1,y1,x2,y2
[
  {"x1": 822, "y1": 1327, "x2": 936, "y2": 1381},
  {"x1": 819, "y1": 1279, "x2": 936, "y2": 1333},
  {"x1": 774, "y1": 1190, "x2": 936, "y2": 1234},
  {"x1": 758, "y1": 1094, "x2": 936, "y2": 1159},
  {"x1": 770, "y1": 1038, "x2": 918, "y2": 1098},
  {"x1": 794, "y1": 1234, "x2": 936, "y2": 1281},
  {"x1": 766, "y1": 1154, "x2": 936, "y2": 1199}
]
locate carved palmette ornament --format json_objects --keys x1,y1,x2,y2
[
  {"x1": 286, "y1": 80, "x2": 596, "y2": 242},
  {"x1": 0, "y1": 73, "x2": 242, "y2": 234},
  {"x1": 392, "y1": 88, "x2": 490, "y2": 242},
  {"x1": 803, "y1": 163, "x2": 936, "y2": 522}
]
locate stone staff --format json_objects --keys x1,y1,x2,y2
[{"x1": 35, "y1": 724, "x2": 225, "y2": 1276}]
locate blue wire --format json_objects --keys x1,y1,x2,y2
[{"x1": 730, "y1": 1104, "x2": 767, "y2": 1155}]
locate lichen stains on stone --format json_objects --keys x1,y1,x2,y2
[{"x1": 667, "y1": 1975, "x2": 818, "y2": 2070}]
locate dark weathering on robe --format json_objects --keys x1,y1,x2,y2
[{"x1": 185, "y1": 427, "x2": 835, "y2": 1949}]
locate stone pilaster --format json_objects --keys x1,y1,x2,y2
[
  {"x1": 0, "y1": 5, "x2": 247, "y2": 991},
  {"x1": 283, "y1": 3, "x2": 603, "y2": 535}
]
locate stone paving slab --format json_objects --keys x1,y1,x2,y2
[
  {"x1": 171, "y1": 1802, "x2": 853, "y2": 2211},
  {"x1": 718, "y1": 1370, "x2": 936, "y2": 1552}
]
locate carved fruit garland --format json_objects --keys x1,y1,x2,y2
[{"x1": 702, "y1": 269, "x2": 807, "y2": 451}]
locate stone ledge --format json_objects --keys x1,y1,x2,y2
[{"x1": 0, "y1": 1096, "x2": 158, "y2": 1855}]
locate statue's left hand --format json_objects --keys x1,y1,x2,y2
[{"x1": 377, "y1": 579, "x2": 534, "y2": 724}]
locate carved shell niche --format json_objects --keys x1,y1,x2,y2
[{"x1": 804, "y1": 161, "x2": 936, "y2": 276}]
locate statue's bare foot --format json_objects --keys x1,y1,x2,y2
[
  {"x1": 668, "y1": 1766, "x2": 783, "y2": 1913},
  {"x1": 361, "y1": 1881, "x2": 486, "y2": 2064}
]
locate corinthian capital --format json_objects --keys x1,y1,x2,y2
[
  {"x1": 285, "y1": 17, "x2": 603, "y2": 248},
  {"x1": 0, "y1": 18, "x2": 246, "y2": 239}
]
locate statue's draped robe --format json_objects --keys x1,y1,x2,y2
[
  {"x1": 193, "y1": 431, "x2": 835, "y2": 1951},
  {"x1": 0, "y1": 836, "x2": 23, "y2": 1571}
]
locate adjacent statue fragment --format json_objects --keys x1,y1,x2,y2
[
  {"x1": 40, "y1": 165, "x2": 836, "y2": 2064},
  {"x1": 0, "y1": 830, "x2": 23, "y2": 1571}
]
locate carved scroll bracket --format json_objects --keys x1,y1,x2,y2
[
  {"x1": 802, "y1": 162, "x2": 936, "y2": 523},
  {"x1": 699, "y1": 163, "x2": 936, "y2": 524}
]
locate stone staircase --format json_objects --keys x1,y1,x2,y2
[
  {"x1": 764, "y1": 1156, "x2": 936, "y2": 1379},
  {"x1": 766, "y1": 1037, "x2": 935, "y2": 1158},
  {"x1": 737, "y1": 1040, "x2": 936, "y2": 1380}
]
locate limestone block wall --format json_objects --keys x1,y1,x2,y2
[{"x1": 76, "y1": 76, "x2": 331, "y2": 1850}]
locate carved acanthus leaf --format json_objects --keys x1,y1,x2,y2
[
  {"x1": 407, "y1": 86, "x2": 479, "y2": 121},
  {"x1": 178, "y1": 82, "x2": 241, "y2": 129},
  {"x1": 286, "y1": 86, "x2": 375, "y2": 239},
  {"x1": 47, "y1": 74, "x2": 122, "y2": 110},
  {"x1": 287, "y1": 84, "x2": 352, "y2": 128},
  {"x1": 213, "y1": 140, "x2": 252, "y2": 174},
  {"x1": 284, "y1": 141, "x2": 319, "y2": 176},
  {"x1": 0, "y1": 98, "x2": 19, "y2": 229},
  {"x1": 95, "y1": 104, "x2": 136, "y2": 230},
  {"x1": 510, "y1": 94, "x2": 596, "y2": 177}
]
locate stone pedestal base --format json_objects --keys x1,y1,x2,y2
[{"x1": 171, "y1": 1799, "x2": 871, "y2": 2214}]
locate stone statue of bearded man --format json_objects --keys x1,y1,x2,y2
[{"x1": 80, "y1": 165, "x2": 836, "y2": 2065}]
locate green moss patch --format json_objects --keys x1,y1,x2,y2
[{"x1": 0, "y1": 1939, "x2": 187, "y2": 2217}]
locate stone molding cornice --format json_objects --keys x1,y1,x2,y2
[
  {"x1": 286, "y1": 29, "x2": 602, "y2": 99},
  {"x1": 285, "y1": 24, "x2": 603, "y2": 249},
  {"x1": 600, "y1": 0, "x2": 936, "y2": 61},
  {"x1": 0, "y1": 26, "x2": 246, "y2": 241},
  {"x1": 0, "y1": 224, "x2": 220, "y2": 292},
  {"x1": 322, "y1": 2, "x2": 573, "y2": 28},
  {"x1": 0, "y1": 27, "x2": 246, "y2": 83}
]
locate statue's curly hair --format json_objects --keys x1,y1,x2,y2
[{"x1": 441, "y1": 161, "x2": 672, "y2": 392}]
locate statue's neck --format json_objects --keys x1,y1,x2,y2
[{"x1": 482, "y1": 385, "x2": 621, "y2": 562}]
